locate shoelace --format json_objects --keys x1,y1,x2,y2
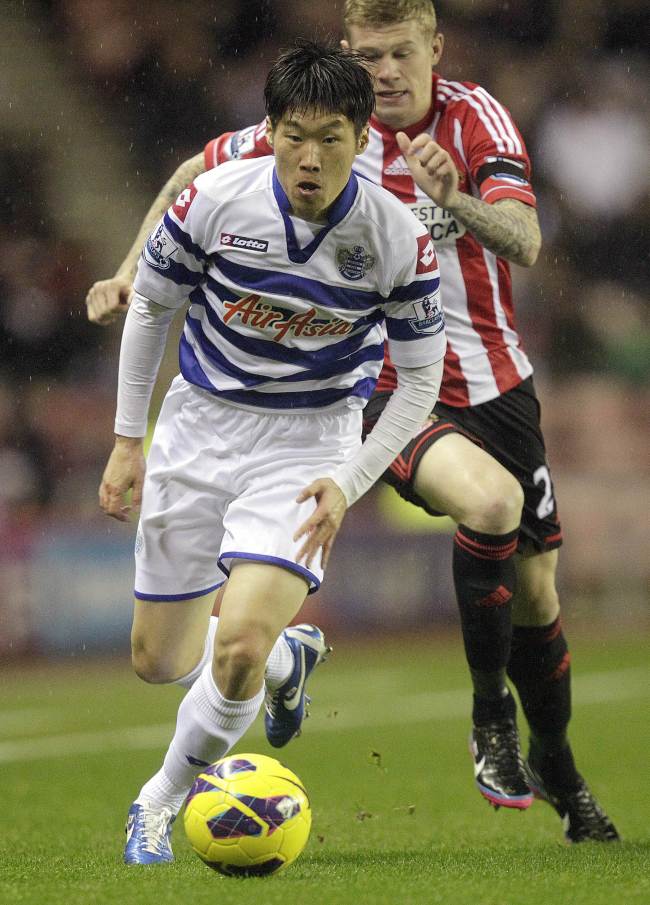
[
  {"x1": 137, "y1": 806, "x2": 174, "y2": 854},
  {"x1": 565, "y1": 783, "x2": 609, "y2": 826},
  {"x1": 265, "y1": 690, "x2": 280, "y2": 718},
  {"x1": 480, "y1": 724, "x2": 524, "y2": 776}
]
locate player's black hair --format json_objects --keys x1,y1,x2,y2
[{"x1": 265, "y1": 39, "x2": 375, "y2": 135}]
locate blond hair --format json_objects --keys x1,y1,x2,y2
[{"x1": 343, "y1": 0, "x2": 437, "y2": 38}]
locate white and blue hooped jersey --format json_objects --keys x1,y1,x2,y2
[{"x1": 134, "y1": 156, "x2": 445, "y2": 412}]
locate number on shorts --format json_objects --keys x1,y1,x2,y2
[{"x1": 533, "y1": 465, "x2": 555, "y2": 519}]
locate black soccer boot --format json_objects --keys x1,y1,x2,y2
[
  {"x1": 524, "y1": 757, "x2": 620, "y2": 843},
  {"x1": 470, "y1": 719, "x2": 533, "y2": 810}
]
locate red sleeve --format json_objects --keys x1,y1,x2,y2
[
  {"x1": 203, "y1": 120, "x2": 272, "y2": 171},
  {"x1": 457, "y1": 84, "x2": 537, "y2": 208}
]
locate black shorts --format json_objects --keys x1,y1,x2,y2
[{"x1": 364, "y1": 377, "x2": 562, "y2": 553}]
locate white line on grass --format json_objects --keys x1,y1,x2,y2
[
  {"x1": 0, "y1": 708, "x2": 60, "y2": 735},
  {"x1": 0, "y1": 666, "x2": 647, "y2": 763}
]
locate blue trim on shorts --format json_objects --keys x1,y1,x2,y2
[
  {"x1": 219, "y1": 552, "x2": 321, "y2": 594},
  {"x1": 133, "y1": 580, "x2": 225, "y2": 602}
]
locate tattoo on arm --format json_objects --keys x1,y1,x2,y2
[
  {"x1": 446, "y1": 196, "x2": 542, "y2": 266},
  {"x1": 116, "y1": 151, "x2": 207, "y2": 282}
]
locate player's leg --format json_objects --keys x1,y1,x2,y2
[
  {"x1": 130, "y1": 592, "x2": 217, "y2": 685},
  {"x1": 124, "y1": 591, "x2": 222, "y2": 865},
  {"x1": 125, "y1": 566, "x2": 311, "y2": 865},
  {"x1": 408, "y1": 430, "x2": 532, "y2": 808},
  {"x1": 508, "y1": 549, "x2": 619, "y2": 842},
  {"x1": 156, "y1": 562, "x2": 309, "y2": 807},
  {"x1": 466, "y1": 376, "x2": 620, "y2": 840},
  {"x1": 131, "y1": 585, "x2": 298, "y2": 696}
]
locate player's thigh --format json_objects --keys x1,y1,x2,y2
[
  {"x1": 439, "y1": 380, "x2": 563, "y2": 553},
  {"x1": 512, "y1": 548, "x2": 560, "y2": 626},
  {"x1": 217, "y1": 561, "x2": 309, "y2": 657},
  {"x1": 213, "y1": 562, "x2": 309, "y2": 697},
  {"x1": 219, "y1": 406, "x2": 362, "y2": 593},
  {"x1": 131, "y1": 590, "x2": 218, "y2": 681},
  {"x1": 135, "y1": 379, "x2": 237, "y2": 600},
  {"x1": 413, "y1": 432, "x2": 523, "y2": 531}
]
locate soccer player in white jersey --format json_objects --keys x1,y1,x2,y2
[
  {"x1": 100, "y1": 41, "x2": 446, "y2": 865},
  {"x1": 88, "y1": 3, "x2": 618, "y2": 843}
]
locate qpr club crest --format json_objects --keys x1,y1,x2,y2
[
  {"x1": 336, "y1": 245, "x2": 375, "y2": 281},
  {"x1": 409, "y1": 293, "x2": 445, "y2": 335}
]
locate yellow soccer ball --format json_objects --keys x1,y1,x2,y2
[{"x1": 183, "y1": 753, "x2": 311, "y2": 877}]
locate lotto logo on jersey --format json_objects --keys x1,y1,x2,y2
[
  {"x1": 220, "y1": 233, "x2": 269, "y2": 253},
  {"x1": 408, "y1": 291, "x2": 445, "y2": 335},
  {"x1": 172, "y1": 184, "x2": 197, "y2": 222},
  {"x1": 415, "y1": 234, "x2": 438, "y2": 274}
]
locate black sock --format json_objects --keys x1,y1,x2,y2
[
  {"x1": 507, "y1": 617, "x2": 578, "y2": 785},
  {"x1": 453, "y1": 525, "x2": 518, "y2": 720},
  {"x1": 472, "y1": 688, "x2": 516, "y2": 725},
  {"x1": 528, "y1": 736, "x2": 580, "y2": 790}
]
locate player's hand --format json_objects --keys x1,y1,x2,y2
[
  {"x1": 99, "y1": 437, "x2": 146, "y2": 522},
  {"x1": 294, "y1": 477, "x2": 348, "y2": 570},
  {"x1": 396, "y1": 132, "x2": 461, "y2": 209},
  {"x1": 86, "y1": 276, "x2": 134, "y2": 325}
]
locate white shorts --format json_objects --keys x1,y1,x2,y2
[{"x1": 134, "y1": 376, "x2": 362, "y2": 601}]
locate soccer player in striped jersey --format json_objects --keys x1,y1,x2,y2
[
  {"x1": 87, "y1": 3, "x2": 618, "y2": 843},
  {"x1": 101, "y1": 41, "x2": 446, "y2": 865}
]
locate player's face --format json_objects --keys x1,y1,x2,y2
[
  {"x1": 268, "y1": 112, "x2": 369, "y2": 223},
  {"x1": 343, "y1": 20, "x2": 443, "y2": 130}
]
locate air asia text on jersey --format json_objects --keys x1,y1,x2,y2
[{"x1": 222, "y1": 294, "x2": 353, "y2": 341}]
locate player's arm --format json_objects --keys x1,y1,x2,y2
[
  {"x1": 100, "y1": 182, "x2": 207, "y2": 520},
  {"x1": 396, "y1": 132, "x2": 541, "y2": 267},
  {"x1": 86, "y1": 151, "x2": 206, "y2": 325},
  {"x1": 444, "y1": 194, "x2": 540, "y2": 268},
  {"x1": 98, "y1": 295, "x2": 176, "y2": 520}
]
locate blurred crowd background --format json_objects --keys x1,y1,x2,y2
[{"x1": 1, "y1": 0, "x2": 648, "y2": 657}]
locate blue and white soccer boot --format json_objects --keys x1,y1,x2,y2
[
  {"x1": 264, "y1": 623, "x2": 330, "y2": 748},
  {"x1": 123, "y1": 800, "x2": 175, "y2": 865}
]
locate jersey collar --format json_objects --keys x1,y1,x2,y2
[{"x1": 272, "y1": 167, "x2": 359, "y2": 264}]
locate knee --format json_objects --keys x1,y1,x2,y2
[
  {"x1": 466, "y1": 476, "x2": 524, "y2": 534},
  {"x1": 214, "y1": 632, "x2": 268, "y2": 698},
  {"x1": 131, "y1": 634, "x2": 189, "y2": 684}
]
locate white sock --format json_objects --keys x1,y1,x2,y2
[
  {"x1": 264, "y1": 632, "x2": 294, "y2": 690},
  {"x1": 174, "y1": 616, "x2": 219, "y2": 690},
  {"x1": 137, "y1": 664, "x2": 263, "y2": 813}
]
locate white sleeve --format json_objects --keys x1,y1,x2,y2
[
  {"x1": 113, "y1": 293, "x2": 177, "y2": 438},
  {"x1": 331, "y1": 357, "x2": 444, "y2": 506}
]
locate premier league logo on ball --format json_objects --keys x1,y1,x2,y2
[{"x1": 336, "y1": 245, "x2": 375, "y2": 281}]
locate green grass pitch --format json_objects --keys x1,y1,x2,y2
[{"x1": 0, "y1": 632, "x2": 648, "y2": 905}]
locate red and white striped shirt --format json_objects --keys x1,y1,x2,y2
[{"x1": 204, "y1": 75, "x2": 536, "y2": 407}]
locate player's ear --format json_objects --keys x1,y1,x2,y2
[
  {"x1": 356, "y1": 124, "x2": 369, "y2": 155},
  {"x1": 431, "y1": 31, "x2": 444, "y2": 67},
  {"x1": 340, "y1": 38, "x2": 350, "y2": 52},
  {"x1": 265, "y1": 117, "x2": 274, "y2": 148}
]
